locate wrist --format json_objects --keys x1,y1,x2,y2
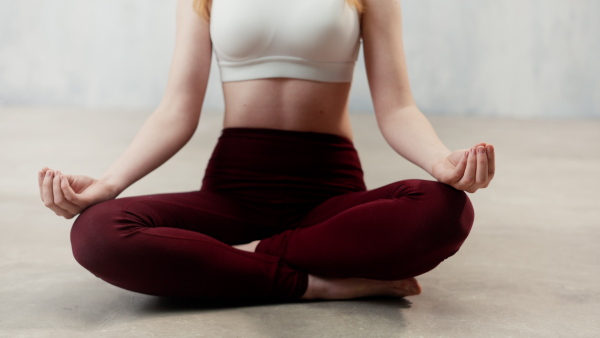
[
  {"x1": 98, "y1": 174, "x2": 126, "y2": 198},
  {"x1": 428, "y1": 149, "x2": 452, "y2": 177}
]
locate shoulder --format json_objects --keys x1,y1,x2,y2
[{"x1": 360, "y1": 0, "x2": 403, "y2": 28}]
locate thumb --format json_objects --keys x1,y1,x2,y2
[
  {"x1": 63, "y1": 173, "x2": 80, "y2": 186},
  {"x1": 448, "y1": 148, "x2": 468, "y2": 166},
  {"x1": 60, "y1": 175, "x2": 84, "y2": 206}
]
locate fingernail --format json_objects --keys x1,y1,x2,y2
[
  {"x1": 410, "y1": 286, "x2": 419, "y2": 294},
  {"x1": 478, "y1": 147, "x2": 485, "y2": 154},
  {"x1": 46, "y1": 171, "x2": 52, "y2": 177},
  {"x1": 471, "y1": 148, "x2": 476, "y2": 154}
]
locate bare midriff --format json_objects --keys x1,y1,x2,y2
[{"x1": 222, "y1": 78, "x2": 354, "y2": 141}]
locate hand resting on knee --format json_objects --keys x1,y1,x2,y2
[{"x1": 38, "y1": 167, "x2": 120, "y2": 219}]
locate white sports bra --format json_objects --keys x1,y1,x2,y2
[{"x1": 209, "y1": 0, "x2": 362, "y2": 83}]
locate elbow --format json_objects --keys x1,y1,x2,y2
[
  {"x1": 151, "y1": 107, "x2": 200, "y2": 141},
  {"x1": 374, "y1": 104, "x2": 419, "y2": 131}
]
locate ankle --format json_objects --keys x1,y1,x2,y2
[
  {"x1": 232, "y1": 240, "x2": 260, "y2": 253},
  {"x1": 301, "y1": 274, "x2": 322, "y2": 300}
]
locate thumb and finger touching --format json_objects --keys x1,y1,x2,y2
[
  {"x1": 454, "y1": 144, "x2": 495, "y2": 192},
  {"x1": 451, "y1": 150, "x2": 469, "y2": 183},
  {"x1": 457, "y1": 148, "x2": 477, "y2": 191},
  {"x1": 41, "y1": 169, "x2": 71, "y2": 217},
  {"x1": 52, "y1": 171, "x2": 79, "y2": 218},
  {"x1": 39, "y1": 167, "x2": 98, "y2": 218},
  {"x1": 60, "y1": 174, "x2": 82, "y2": 205},
  {"x1": 60, "y1": 175, "x2": 102, "y2": 212},
  {"x1": 475, "y1": 147, "x2": 489, "y2": 185}
]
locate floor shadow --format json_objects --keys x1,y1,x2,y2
[
  {"x1": 139, "y1": 294, "x2": 413, "y2": 314},
  {"x1": 356, "y1": 295, "x2": 413, "y2": 309},
  {"x1": 140, "y1": 296, "x2": 294, "y2": 313}
]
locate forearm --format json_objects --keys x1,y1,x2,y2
[
  {"x1": 99, "y1": 106, "x2": 200, "y2": 195},
  {"x1": 376, "y1": 104, "x2": 451, "y2": 177}
]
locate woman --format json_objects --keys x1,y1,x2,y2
[{"x1": 38, "y1": 0, "x2": 495, "y2": 301}]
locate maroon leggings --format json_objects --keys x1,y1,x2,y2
[{"x1": 71, "y1": 127, "x2": 474, "y2": 300}]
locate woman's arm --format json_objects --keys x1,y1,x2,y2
[
  {"x1": 361, "y1": 0, "x2": 495, "y2": 192},
  {"x1": 39, "y1": 0, "x2": 213, "y2": 218},
  {"x1": 100, "y1": 0, "x2": 213, "y2": 194}
]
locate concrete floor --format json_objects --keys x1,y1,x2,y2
[{"x1": 1, "y1": 107, "x2": 599, "y2": 337}]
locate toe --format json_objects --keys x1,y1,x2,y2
[{"x1": 392, "y1": 277, "x2": 422, "y2": 297}]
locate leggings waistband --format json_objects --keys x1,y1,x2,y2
[
  {"x1": 220, "y1": 127, "x2": 354, "y2": 144},
  {"x1": 201, "y1": 127, "x2": 367, "y2": 201}
]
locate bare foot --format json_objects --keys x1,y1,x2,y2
[
  {"x1": 232, "y1": 240, "x2": 260, "y2": 253},
  {"x1": 301, "y1": 275, "x2": 422, "y2": 300},
  {"x1": 231, "y1": 242, "x2": 422, "y2": 300}
]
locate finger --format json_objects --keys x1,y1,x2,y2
[
  {"x1": 475, "y1": 146, "x2": 488, "y2": 187},
  {"x1": 42, "y1": 170, "x2": 55, "y2": 206},
  {"x1": 38, "y1": 170, "x2": 45, "y2": 201},
  {"x1": 42, "y1": 170, "x2": 70, "y2": 217},
  {"x1": 458, "y1": 148, "x2": 477, "y2": 188},
  {"x1": 53, "y1": 172, "x2": 79, "y2": 216},
  {"x1": 39, "y1": 167, "x2": 53, "y2": 200},
  {"x1": 41, "y1": 166, "x2": 52, "y2": 178},
  {"x1": 52, "y1": 172, "x2": 75, "y2": 218},
  {"x1": 486, "y1": 144, "x2": 495, "y2": 179},
  {"x1": 448, "y1": 150, "x2": 469, "y2": 183}
]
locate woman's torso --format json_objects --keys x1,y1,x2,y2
[
  {"x1": 222, "y1": 79, "x2": 354, "y2": 141},
  {"x1": 211, "y1": 0, "x2": 362, "y2": 141}
]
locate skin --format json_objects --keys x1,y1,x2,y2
[{"x1": 39, "y1": 0, "x2": 495, "y2": 300}]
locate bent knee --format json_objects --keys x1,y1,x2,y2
[
  {"x1": 403, "y1": 179, "x2": 475, "y2": 247},
  {"x1": 434, "y1": 181, "x2": 473, "y2": 230},
  {"x1": 70, "y1": 199, "x2": 130, "y2": 274}
]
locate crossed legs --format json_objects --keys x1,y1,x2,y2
[
  {"x1": 242, "y1": 179, "x2": 475, "y2": 299},
  {"x1": 70, "y1": 179, "x2": 474, "y2": 300}
]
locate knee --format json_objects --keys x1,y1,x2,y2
[
  {"x1": 402, "y1": 180, "x2": 475, "y2": 250},
  {"x1": 426, "y1": 180, "x2": 474, "y2": 250},
  {"x1": 70, "y1": 199, "x2": 129, "y2": 275}
]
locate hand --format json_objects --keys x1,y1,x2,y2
[
  {"x1": 38, "y1": 167, "x2": 120, "y2": 219},
  {"x1": 432, "y1": 142, "x2": 496, "y2": 193}
]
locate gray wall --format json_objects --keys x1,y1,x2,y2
[{"x1": 1, "y1": 0, "x2": 599, "y2": 118}]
